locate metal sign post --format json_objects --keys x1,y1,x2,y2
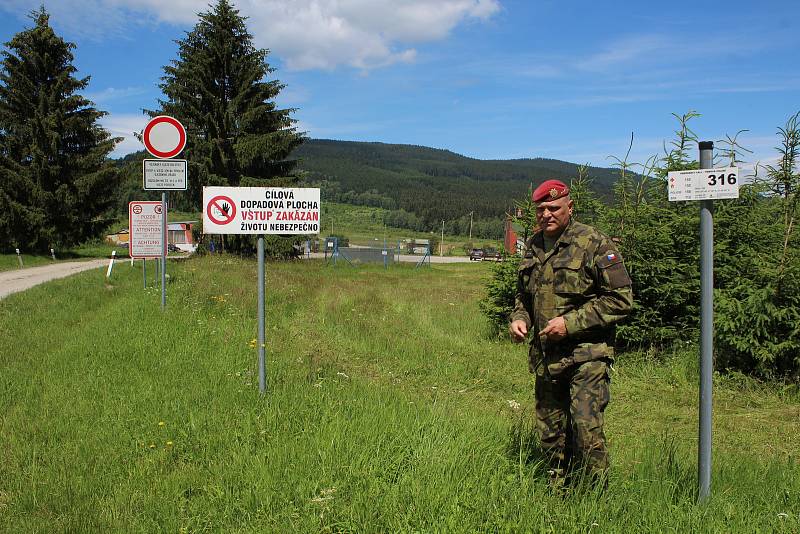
[
  {"x1": 161, "y1": 192, "x2": 167, "y2": 311},
  {"x1": 667, "y1": 141, "x2": 739, "y2": 502},
  {"x1": 698, "y1": 141, "x2": 714, "y2": 501},
  {"x1": 257, "y1": 237, "x2": 266, "y2": 393},
  {"x1": 203, "y1": 186, "x2": 321, "y2": 394},
  {"x1": 141, "y1": 115, "x2": 188, "y2": 312}
]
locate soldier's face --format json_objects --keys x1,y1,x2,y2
[{"x1": 536, "y1": 196, "x2": 573, "y2": 237}]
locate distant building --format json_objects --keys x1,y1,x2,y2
[
  {"x1": 106, "y1": 229, "x2": 129, "y2": 245},
  {"x1": 168, "y1": 221, "x2": 197, "y2": 252}
]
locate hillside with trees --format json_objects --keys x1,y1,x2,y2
[{"x1": 292, "y1": 139, "x2": 622, "y2": 239}]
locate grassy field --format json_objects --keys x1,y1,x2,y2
[{"x1": 0, "y1": 256, "x2": 798, "y2": 532}]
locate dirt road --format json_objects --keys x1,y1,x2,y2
[{"x1": 0, "y1": 259, "x2": 109, "y2": 300}]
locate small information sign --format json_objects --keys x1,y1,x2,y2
[
  {"x1": 143, "y1": 159, "x2": 187, "y2": 190},
  {"x1": 668, "y1": 167, "x2": 739, "y2": 201},
  {"x1": 202, "y1": 186, "x2": 321, "y2": 235},
  {"x1": 129, "y1": 201, "x2": 165, "y2": 257}
]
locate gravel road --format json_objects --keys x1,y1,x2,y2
[{"x1": 0, "y1": 259, "x2": 109, "y2": 300}]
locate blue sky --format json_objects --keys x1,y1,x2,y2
[{"x1": 0, "y1": 0, "x2": 798, "y2": 173}]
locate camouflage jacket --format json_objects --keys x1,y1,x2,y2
[{"x1": 510, "y1": 220, "x2": 633, "y2": 374}]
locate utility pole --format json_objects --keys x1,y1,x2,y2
[
  {"x1": 469, "y1": 211, "x2": 474, "y2": 241},
  {"x1": 441, "y1": 220, "x2": 445, "y2": 257}
]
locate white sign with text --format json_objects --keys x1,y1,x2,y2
[
  {"x1": 129, "y1": 201, "x2": 165, "y2": 257},
  {"x1": 668, "y1": 167, "x2": 739, "y2": 201},
  {"x1": 202, "y1": 186, "x2": 321, "y2": 235},
  {"x1": 143, "y1": 159, "x2": 187, "y2": 190}
]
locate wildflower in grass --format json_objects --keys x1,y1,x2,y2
[
  {"x1": 158, "y1": 421, "x2": 165, "y2": 427},
  {"x1": 507, "y1": 399, "x2": 521, "y2": 410},
  {"x1": 311, "y1": 487, "x2": 336, "y2": 504},
  {"x1": 337, "y1": 371, "x2": 349, "y2": 379},
  {"x1": 166, "y1": 441, "x2": 173, "y2": 447},
  {"x1": 778, "y1": 513, "x2": 789, "y2": 519},
  {"x1": 149, "y1": 443, "x2": 156, "y2": 449}
]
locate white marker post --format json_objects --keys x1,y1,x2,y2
[
  {"x1": 50, "y1": 248, "x2": 56, "y2": 261},
  {"x1": 15, "y1": 248, "x2": 23, "y2": 268},
  {"x1": 106, "y1": 250, "x2": 116, "y2": 278},
  {"x1": 203, "y1": 186, "x2": 321, "y2": 394}
]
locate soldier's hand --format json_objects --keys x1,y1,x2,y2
[
  {"x1": 509, "y1": 320, "x2": 528, "y2": 343},
  {"x1": 539, "y1": 316, "x2": 567, "y2": 342}
]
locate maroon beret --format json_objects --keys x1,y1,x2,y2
[{"x1": 532, "y1": 179, "x2": 569, "y2": 202}]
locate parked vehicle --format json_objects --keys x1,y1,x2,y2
[
  {"x1": 469, "y1": 248, "x2": 485, "y2": 261},
  {"x1": 483, "y1": 248, "x2": 503, "y2": 261}
]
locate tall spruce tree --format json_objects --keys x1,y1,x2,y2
[
  {"x1": 0, "y1": 8, "x2": 120, "y2": 252},
  {"x1": 158, "y1": 0, "x2": 304, "y2": 215}
]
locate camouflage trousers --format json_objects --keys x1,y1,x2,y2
[{"x1": 535, "y1": 359, "x2": 610, "y2": 480}]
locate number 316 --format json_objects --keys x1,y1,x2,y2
[{"x1": 707, "y1": 173, "x2": 736, "y2": 186}]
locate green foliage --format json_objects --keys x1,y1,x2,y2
[
  {"x1": 603, "y1": 118, "x2": 701, "y2": 347},
  {"x1": 153, "y1": 0, "x2": 304, "y2": 255},
  {"x1": 479, "y1": 253, "x2": 521, "y2": 337},
  {"x1": 715, "y1": 112, "x2": 800, "y2": 378},
  {"x1": 295, "y1": 139, "x2": 622, "y2": 236},
  {"x1": 0, "y1": 8, "x2": 120, "y2": 252},
  {"x1": 569, "y1": 164, "x2": 604, "y2": 226}
]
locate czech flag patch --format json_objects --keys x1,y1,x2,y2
[{"x1": 607, "y1": 253, "x2": 617, "y2": 261}]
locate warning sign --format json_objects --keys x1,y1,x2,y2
[
  {"x1": 207, "y1": 195, "x2": 237, "y2": 225},
  {"x1": 129, "y1": 201, "x2": 165, "y2": 257},
  {"x1": 202, "y1": 186, "x2": 321, "y2": 235}
]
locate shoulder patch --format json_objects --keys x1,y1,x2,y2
[{"x1": 597, "y1": 252, "x2": 631, "y2": 289}]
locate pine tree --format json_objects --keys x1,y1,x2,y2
[
  {"x1": 157, "y1": 0, "x2": 304, "y2": 213},
  {"x1": 0, "y1": 8, "x2": 120, "y2": 252}
]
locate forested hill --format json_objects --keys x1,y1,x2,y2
[{"x1": 293, "y1": 139, "x2": 620, "y2": 230}]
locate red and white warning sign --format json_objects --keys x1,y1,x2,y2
[
  {"x1": 143, "y1": 116, "x2": 186, "y2": 159},
  {"x1": 129, "y1": 201, "x2": 165, "y2": 257},
  {"x1": 202, "y1": 186, "x2": 321, "y2": 235}
]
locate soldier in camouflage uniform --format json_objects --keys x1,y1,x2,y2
[{"x1": 509, "y1": 179, "x2": 633, "y2": 485}]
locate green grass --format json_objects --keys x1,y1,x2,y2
[{"x1": 0, "y1": 257, "x2": 798, "y2": 532}]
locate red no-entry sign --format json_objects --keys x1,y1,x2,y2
[
  {"x1": 207, "y1": 195, "x2": 236, "y2": 225},
  {"x1": 143, "y1": 116, "x2": 186, "y2": 159}
]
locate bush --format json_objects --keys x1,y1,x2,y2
[{"x1": 478, "y1": 253, "x2": 520, "y2": 337}]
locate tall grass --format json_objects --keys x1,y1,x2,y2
[{"x1": 0, "y1": 257, "x2": 797, "y2": 532}]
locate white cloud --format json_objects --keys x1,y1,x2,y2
[
  {"x1": 85, "y1": 86, "x2": 149, "y2": 104},
  {"x1": 100, "y1": 113, "x2": 148, "y2": 158},
  {"x1": 1, "y1": 0, "x2": 500, "y2": 70}
]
